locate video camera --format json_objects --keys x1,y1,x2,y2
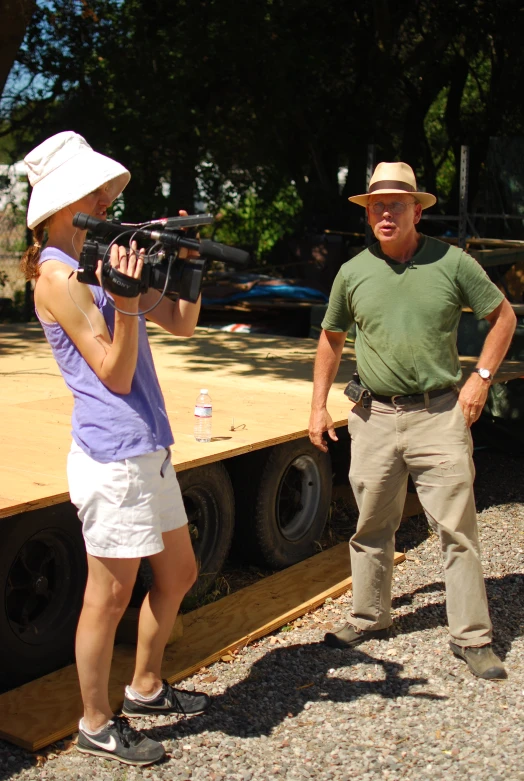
[{"x1": 72, "y1": 212, "x2": 250, "y2": 303}]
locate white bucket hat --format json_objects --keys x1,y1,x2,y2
[
  {"x1": 25, "y1": 131, "x2": 131, "y2": 229},
  {"x1": 348, "y1": 161, "x2": 436, "y2": 210}
]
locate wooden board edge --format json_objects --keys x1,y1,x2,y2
[
  {"x1": 173, "y1": 424, "x2": 352, "y2": 472},
  {"x1": 173, "y1": 430, "x2": 311, "y2": 472},
  {"x1": 0, "y1": 492, "x2": 71, "y2": 520},
  {"x1": 16, "y1": 552, "x2": 405, "y2": 752},
  {"x1": 167, "y1": 552, "x2": 406, "y2": 685},
  {"x1": 0, "y1": 731, "x2": 34, "y2": 752}
]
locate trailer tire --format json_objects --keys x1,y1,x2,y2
[
  {"x1": 178, "y1": 463, "x2": 235, "y2": 598},
  {"x1": 232, "y1": 438, "x2": 332, "y2": 569},
  {"x1": 0, "y1": 504, "x2": 87, "y2": 690},
  {"x1": 132, "y1": 462, "x2": 236, "y2": 607}
]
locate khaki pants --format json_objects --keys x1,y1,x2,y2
[{"x1": 347, "y1": 389, "x2": 492, "y2": 647}]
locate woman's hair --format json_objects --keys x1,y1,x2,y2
[{"x1": 20, "y1": 222, "x2": 47, "y2": 280}]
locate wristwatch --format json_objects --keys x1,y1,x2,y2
[{"x1": 474, "y1": 368, "x2": 492, "y2": 381}]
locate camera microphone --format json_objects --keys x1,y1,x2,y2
[
  {"x1": 72, "y1": 213, "x2": 172, "y2": 245},
  {"x1": 149, "y1": 214, "x2": 214, "y2": 230}
]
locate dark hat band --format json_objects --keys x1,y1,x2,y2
[{"x1": 368, "y1": 180, "x2": 415, "y2": 194}]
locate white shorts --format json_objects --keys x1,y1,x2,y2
[{"x1": 67, "y1": 441, "x2": 188, "y2": 558}]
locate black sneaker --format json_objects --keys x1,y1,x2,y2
[
  {"x1": 77, "y1": 716, "x2": 165, "y2": 766},
  {"x1": 122, "y1": 679, "x2": 211, "y2": 718},
  {"x1": 324, "y1": 623, "x2": 389, "y2": 649}
]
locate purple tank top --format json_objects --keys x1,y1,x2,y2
[{"x1": 37, "y1": 247, "x2": 174, "y2": 463}]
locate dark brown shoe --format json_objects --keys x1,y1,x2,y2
[
  {"x1": 324, "y1": 623, "x2": 389, "y2": 649},
  {"x1": 449, "y1": 642, "x2": 507, "y2": 680}
]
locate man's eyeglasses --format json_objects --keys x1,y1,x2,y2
[{"x1": 369, "y1": 200, "x2": 417, "y2": 215}]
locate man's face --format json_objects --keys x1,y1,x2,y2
[{"x1": 366, "y1": 193, "x2": 422, "y2": 245}]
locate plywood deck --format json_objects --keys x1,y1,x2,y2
[
  {"x1": 0, "y1": 323, "x2": 351, "y2": 518},
  {"x1": 1, "y1": 322, "x2": 523, "y2": 519},
  {"x1": 0, "y1": 543, "x2": 405, "y2": 751}
]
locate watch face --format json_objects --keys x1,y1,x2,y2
[{"x1": 478, "y1": 368, "x2": 491, "y2": 379}]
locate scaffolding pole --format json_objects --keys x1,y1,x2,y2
[
  {"x1": 458, "y1": 145, "x2": 469, "y2": 250},
  {"x1": 365, "y1": 144, "x2": 376, "y2": 246}
]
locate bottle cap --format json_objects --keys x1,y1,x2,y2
[{"x1": 200, "y1": 388, "x2": 208, "y2": 394}]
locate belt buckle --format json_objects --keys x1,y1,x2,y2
[{"x1": 392, "y1": 393, "x2": 419, "y2": 405}]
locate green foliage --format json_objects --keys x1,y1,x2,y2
[
  {"x1": 424, "y1": 88, "x2": 455, "y2": 201},
  {"x1": 0, "y1": 133, "x2": 16, "y2": 164},
  {"x1": 2, "y1": 0, "x2": 524, "y2": 237},
  {"x1": 210, "y1": 183, "x2": 302, "y2": 262}
]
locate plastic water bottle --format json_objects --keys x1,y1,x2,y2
[{"x1": 194, "y1": 389, "x2": 212, "y2": 442}]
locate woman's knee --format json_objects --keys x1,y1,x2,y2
[
  {"x1": 153, "y1": 555, "x2": 198, "y2": 597},
  {"x1": 83, "y1": 575, "x2": 135, "y2": 616}
]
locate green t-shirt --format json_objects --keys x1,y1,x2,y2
[{"x1": 321, "y1": 235, "x2": 504, "y2": 395}]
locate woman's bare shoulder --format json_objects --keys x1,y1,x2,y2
[{"x1": 36, "y1": 261, "x2": 91, "y2": 322}]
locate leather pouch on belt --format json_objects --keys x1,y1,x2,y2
[{"x1": 343, "y1": 380, "x2": 372, "y2": 408}]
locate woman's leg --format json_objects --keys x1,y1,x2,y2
[
  {"x1": 130, "y1": 525, "x2": 197, "y2": 695},
  {"x1": 76, "y1": 554, "x2": 141, "y2": 730}
]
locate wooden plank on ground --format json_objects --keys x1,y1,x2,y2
[{"x1": 0, "y1": 544, "x2": 405, "y2": 751}]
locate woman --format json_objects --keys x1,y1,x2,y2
[{"x1": 21, "y1": 131, "x2": 210, "y2": 766}]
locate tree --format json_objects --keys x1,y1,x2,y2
[
  {"x1": 0, "y1": 0, "x2": 36, "y2": 96},
  {"x1": 3, "y1": 0, "x2": 524, "y2": 255}
]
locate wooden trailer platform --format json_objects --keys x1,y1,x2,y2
[
  {"x1": 1, "y1": 321, "x2": 524, "y2": 520},
  {"x1": 0, "y1": 322, "x2": 351, "y2": 519}
]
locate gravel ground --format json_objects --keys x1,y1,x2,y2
[{"x1": 1, "y1": 449, "x2": 523, "y2": 781}]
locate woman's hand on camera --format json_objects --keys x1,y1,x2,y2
[
  {"x1": 95, "y1": 241, "x2": 145, "y2": 307},
  {"x1": 177, "y1": 209, "x2": 201, "y2": 259},
  {"x1": 110, "y1": 241, "x2": 144, "y2": 282}
]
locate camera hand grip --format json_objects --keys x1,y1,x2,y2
[{"x1": 104, "y1": 267, "x2": 143, "y2": 298}]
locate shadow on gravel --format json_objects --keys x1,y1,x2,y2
[
  {"x1": 0, "y1": 765, "x2": 20, "y2": 781},
  {"x1": 142, "y1": 577, "x2": 523, "y2": 743},
  {"x1": 391, "y1": 581, "x2": 446, "y2": 608},
  {"x1": 473, "y1": 449, "x2": 524, "y2": 511},
  {"x1": 146, "y1": 643, "x2": 445, "y2": 741},
  {"x1": 389, "y1": 573, "x2": 523, "y2": 661}
]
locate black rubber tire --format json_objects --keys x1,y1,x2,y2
[
  {"x1": 130, "y1": 463, "x2": 235, "y2": 608},
  {"x1": 178, "y1": 463, "x2": 235, "y2": 599},
  {"x1": 230, "y1": 438, "x2": 332, "y2": 569},
  {"x1": 0, "y1": 503, "x2": 87, "y2": 690}
]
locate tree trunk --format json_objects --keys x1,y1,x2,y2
[{"x1": 0, "y1": 0, "x2": 36, "y2": 96}]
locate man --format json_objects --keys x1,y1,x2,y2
[{"x1": 308, "y1": 161, "x2": 516, "y2": 679}]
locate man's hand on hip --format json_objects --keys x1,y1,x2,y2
[
  {"x1": 458, "y1": 373, "x2": 491, "y2": 427},
  {"x1": 309, "y1": 408, "x2": 338, "y2": 452}
]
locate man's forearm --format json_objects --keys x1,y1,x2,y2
[
  {"x1": 311, "y1": 330, "x2": 347, "y2": 410},
  {"x1": 458, "y1": 300, "x2": 516, "y2": 426},
  {"x1": 477, "y1": 299, "x2": 517, "y2": 375}
]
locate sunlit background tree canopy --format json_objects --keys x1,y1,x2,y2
[{"x1": 1, "y1": 0, "x2": 524, "y2": 261}]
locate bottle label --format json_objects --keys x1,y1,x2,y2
[{"x1": 194, "y1": 406, "x2": 212, "y2": 418}]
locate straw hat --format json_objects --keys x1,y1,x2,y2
[
  {"x1": 348, "y1": 161, "x2": 436, "y2": 209},
  {"x1": 25, "y1": 131, "x2": 130, "y2": 229}
]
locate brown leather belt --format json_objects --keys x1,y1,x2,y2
[{"x1": 370, "y1": 387, "x2": 454, "y2": 405}]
